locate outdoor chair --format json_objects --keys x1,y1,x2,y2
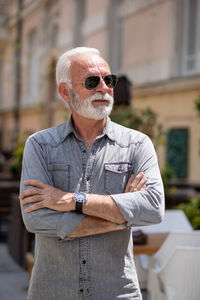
[
  {"x1": 148, "y1": 231, "x2": 200, "y2": 271},
  {"x1": 148, "y1": 246, "x2": 200, "y2": 300},
  {"x1": 133, "y1": 209, "x2": 193, "y2": 289}
]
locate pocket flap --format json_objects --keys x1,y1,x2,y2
[{"x1": 104, "y1": 163, "x2": 132, "y2": 173}]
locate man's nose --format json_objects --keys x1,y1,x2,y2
[{"x1": 95, "y1": 78, "x2": 110, "y2": 95}]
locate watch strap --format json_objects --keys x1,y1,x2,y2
[
  {"x1": 75, "y1": 201, "x2": 83, "y2": 214},
  {"x1": 73, "y1": 192, "x2": 87, "y2": 214}
]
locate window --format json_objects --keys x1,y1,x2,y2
[
  {"x1": 73, "y1": 0, "x2": 85, "y2": 46},
  {"x1": 107, "y1": 0, "x2": 124, "y2": 74},
  {"x1": 166, "y1": 128, "x2": 189, "y2": 178},
  {"x1": 27, "y1": 28, "x2": 38, "y2": 105},
  {"x1": 182, "y1": 0, "x2": 200, "y2": 75}
]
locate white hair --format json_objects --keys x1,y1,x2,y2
[{"x1": 56, "y1": 47, "x2": 100, "y2": 87}]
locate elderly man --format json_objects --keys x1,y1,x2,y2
[{"x1": 19, "y1": 47, "x2": 164, "y2": 300}]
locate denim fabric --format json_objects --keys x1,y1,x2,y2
[{"x1": 20, "y1": 116, "x2": 164, "y2": 300}]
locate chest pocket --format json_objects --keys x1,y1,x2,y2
[
  {"x1": 104, "y1": 162, "x2": 133, "y2": 194},
  {"x1": 48, "y1": 163, "x2": 70, "y2": 192}
]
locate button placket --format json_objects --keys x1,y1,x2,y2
[
  {"x1": 78, "y1": 141, "x2": 100, "y2": 300},
  {"x1": 80, "y1": 238, "x2": 92, "y2": 300},
  {"x1": 77, "y1": 141, "x2": 88, "y2": 186},
  {"x1": 84, "y1": 148, "x2": 96, "y2": 193},
  {"x1": 79, "y1": 143, "x2": 100, "y2": 300},
  {"x1": 85, "y1": 142, "x2": 98, "y2": 188}
]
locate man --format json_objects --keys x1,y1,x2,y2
[{"x1": 19, "y1": 47, "x2": 164, "y2": 300}]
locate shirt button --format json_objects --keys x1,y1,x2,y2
[
  {"x1": 79, "y1": 289, "x2": 83, "y2": 292},
  {"x1": 82, "y1": 260, "x2": 86, "y2": 264}
]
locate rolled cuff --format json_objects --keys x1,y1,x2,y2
[
  {"x1": 57, "y1": 212, "x2": 86, "y2": 240},
  {"x1": 111, "y1": 191, "x2": 164, "y2": 228}
]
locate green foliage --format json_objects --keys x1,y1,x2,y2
[
  {"x1": 7, "y1": 23, "x2": 14, "y2": 33},
  {"x1": 10, "y1": 136, "x2": 26, "y2": 176},
  {"x1": 175, "y1": 198, "x2": 200, "y2": 229},
  {"x1": 110, "y1": 105, "x2": 165, "y2": 148},
  {"x1": 194, "y1": 95, "x2": 200, "y2": 116},
  {"x1": 161, "y1": 165, "x2": 177, "y2": 197}
]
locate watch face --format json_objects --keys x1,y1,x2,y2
[{"x1": 74, "y1": 192, "x2": 87, "y2": 203}]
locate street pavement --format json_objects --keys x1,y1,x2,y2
[{"x1": 0, "y1": 243, "x2": 28, "y2": 300}]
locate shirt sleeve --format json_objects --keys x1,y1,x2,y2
[
  {"x1": 20, "y1": 136, "x2": 85, "y2": 240},
  {"x1": 111, "y1": 135, "x2": 165, "y2": 228}
]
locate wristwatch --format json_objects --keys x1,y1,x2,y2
[{"x1": 73, "y1": 192, "x2": 88, "y2": 214}]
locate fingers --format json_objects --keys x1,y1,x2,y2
[
  {"x1": 20, "y1": 194, "x2": 44, "y2": 212},
  {"x1": 132, "y1": 172, "x2": 145, "y2": 187},
  {"x1": 19, "y1": 188, "x2": 42, "y2": 200},
  {"x1": 23, "y1": 179, "x2": 46, "y2": 189},
  {"x1": 134, "y1": 177, "x2": 148, "y2": 191},
  {"x1": 19, "y1": 180, "x2": 54, "y2": 212},
  {"x1": 19, "y1": 180, "x2": 46, "y2": 212},
  {"x1": 25, "y1": 201, "x2": 44, "y2": 213},
  {"x1": 125, "y1": 172, "x2": 147, "y2": 193},
  {"x1": 141, "y1": 185, "x2": 147, "y2": 190},
  {"x1": 20, "y1": 195, "x2": 43, "y2": 206},
  {"x1": 124, "y1": 174, "x2": 134, "y2": 192}
]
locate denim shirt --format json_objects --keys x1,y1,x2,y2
[{"x1": 20, "y1": 116, "x2": 164, "y2": 300}]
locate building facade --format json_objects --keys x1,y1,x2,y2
[{"x1": 0, "y1": 0, "x2": 200, "y2": 182}]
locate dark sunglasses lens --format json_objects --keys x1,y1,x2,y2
[
  {"x1": 104, "y1": 75, "x2": 117, "y2": 88},
  {"x1": 85, "y1": 76, "x2": 100, "y2": 90}
]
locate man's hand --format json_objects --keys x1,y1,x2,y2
[
  {"x1": 19, "y1": 180, "x2": 74, "y2": 213},
  {"x1": 20, "y1": 172, "x2": 147, "y2": 213},
  {"x1": 125, "y1": 172, "x2": 147, "y2": 193}
]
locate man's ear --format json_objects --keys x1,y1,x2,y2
[{"x1": 58, "y1": 83, "x2": 70, "y2": 103}]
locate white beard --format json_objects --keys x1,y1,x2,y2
[{"x1": 69, "y1": 90, "x2": 114, "y2": 120}]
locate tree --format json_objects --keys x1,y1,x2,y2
[{"x1": 110, "y1": 105, "x2": 165, "y2": 149}]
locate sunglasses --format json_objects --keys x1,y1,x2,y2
[{"x1": 84, "y1": 74, "x2": 118, "y2": 90}]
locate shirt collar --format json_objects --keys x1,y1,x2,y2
[
  {"x1": 63, "y1": 115, "x2": 76, "y2": 138},
  {"x1": 102, "y1": 117, "x2": 116, "y2": 141},
  {"x1": 61, "y1": 115, "x2": 116, "y2": 143}
]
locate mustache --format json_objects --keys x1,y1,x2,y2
[{"x1": 89, "y1": 93, "x2": 113, "y2": 103}]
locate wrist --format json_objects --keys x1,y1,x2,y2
[
  {"x1": 73, "y1": 192, "x2": 88, "y2": 214},
  {"x1": 63, "y1": 193, "x2": 75, "y2": 211}
]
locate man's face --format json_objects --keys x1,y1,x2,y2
[{"x1": 68, "y1": 53, "x2": 114, "y2": 120}]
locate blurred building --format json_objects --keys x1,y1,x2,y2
[{"x1": 0, "y1": 0, "x2": 200, "y2": 182}]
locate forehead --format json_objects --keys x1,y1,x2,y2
[{"x1": 69, "y1": 53, "x2": 111, "y2": 80}]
